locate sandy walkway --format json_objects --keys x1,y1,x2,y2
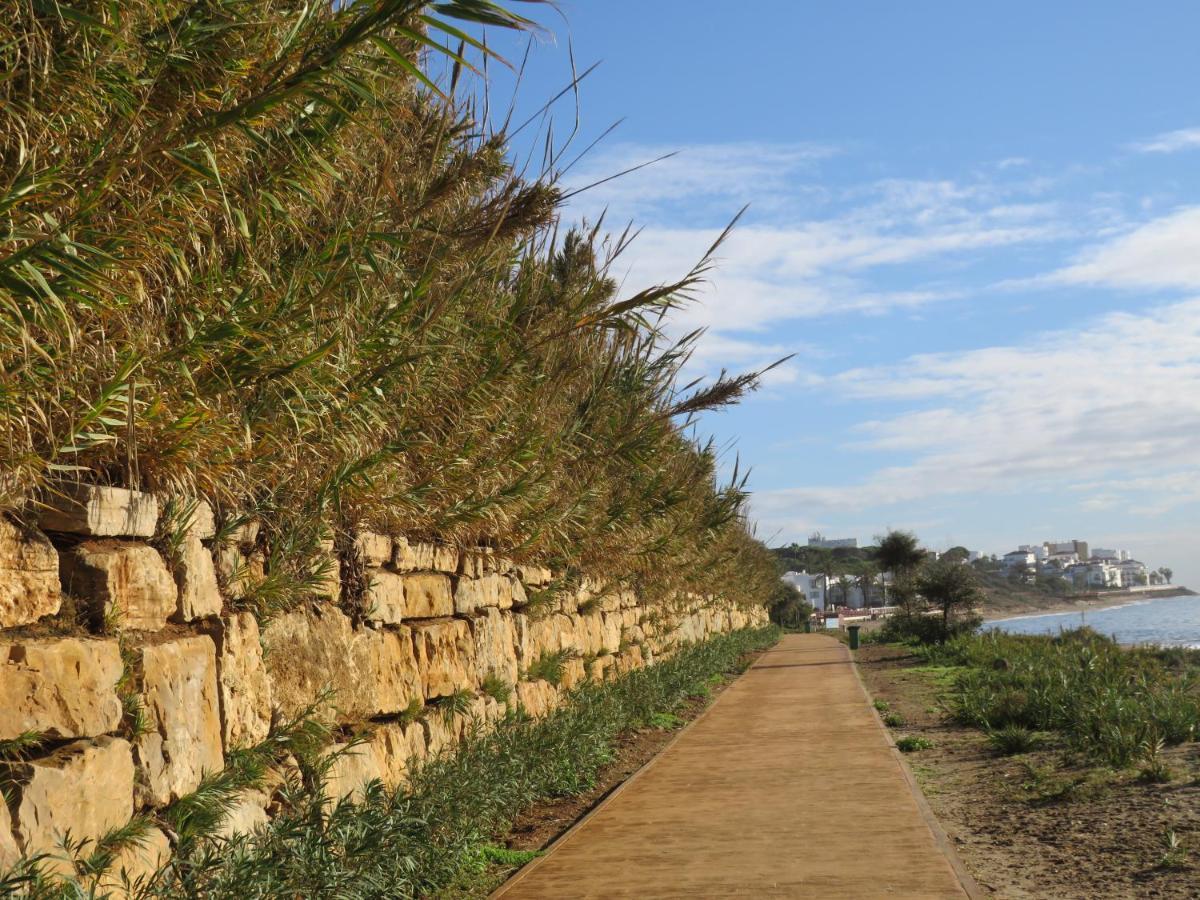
[{"x1": 492, "y1": 633, "x2": 973, "y2": 899}]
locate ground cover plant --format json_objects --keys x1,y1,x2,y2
[
  {"x1": 922, "y1": 627, "x2": 1200, "y2": 767},
  {"x1": 1, "y1": 626, "x2": 780, "y2": 899},
  {"x1": 0, "y1": 0, "x2": 780, "y2": 618}
]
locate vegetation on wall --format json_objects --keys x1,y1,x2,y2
[{"x1": 0, "y1": 1, "x2": 778, "y2": 609}]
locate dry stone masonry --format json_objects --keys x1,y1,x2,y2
[{"x1": 0, "y1": 491, "x2": 766, "y2": 876}]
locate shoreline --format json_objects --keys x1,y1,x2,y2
[{"x1": 982, "y1": 586, "x2": 1196, "y2": 623}]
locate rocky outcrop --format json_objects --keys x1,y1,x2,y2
[
  {"x1": 173, "y1": 535, "x2": 222, "y2": 621},
  {"x1": 0, "y1": 637, "x2": 123, "y2": 740},
  {"x1": 214, "y1": 612, "x2": 273, "y2": 749},
  {"x1": 135, "y1": 636, "x2": 224, "y2": 806},
  {"x1": 37, "y1": 484, "x2": 158, "y2": 538},
  {"x1": 0, "y1": 516, "x2": 60, "y2": 629},
  {"x1": 402, "y1": 573, "x2": 453, "y2": 619},
  {"x1": 262, "y1": 607, "x2": 422, "y2": 720},
  {"x1": 411, "y1": 618, "x2": 477, "y2": 699},
  {"x1": 7, "y1": 736, "x2": 135, "y2": 875},
  {"x1": 61, "y1": 541, "x2": 176, "y2": 631}
]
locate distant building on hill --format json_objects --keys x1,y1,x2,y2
[{"x1": 807, "y1": 534, "x2": 858, "y2": 550}]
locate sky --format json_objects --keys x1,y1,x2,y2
[{"x1": 469, "y1": 1, "x2": 1200, "y2": 587}]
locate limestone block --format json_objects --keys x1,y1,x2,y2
[
  {"x1": 262, "y1": 607, "x2": 419, "y2": 721},
  {"x1": 0, "y1": 796, "x2": 19, "y2": 873},
  {"x1": 560, "y1": 657, "x2": 587, "y2": 691},
  {"x1": 619, "y1": 589, "x2": 639, "y2": 609},
  {"x1": 354, "y1": 531, "x2": 392, "y2": 567},
  {"x1": 0, "y1": 637, "x2": 123, "y2": 740},
  {"x1": 453, "y1": 573, "x2": 514, "y2": 615},
  {"x1": 393, "y1": 538, "x2": 457, "y2": 573},
  {"x1": 370, "y1": 722, "x2": 428, "y2": 788},
  {"x1": 173, "y1": 535, "x2": 222, "y2": 621},
  {"x1": 214, "y1": 790, "x2": 270, "y2": 840},
  {"x1": 215, "y1": 612, "x2": 273, "y2": 749},
  {"x1": 587, "y1": 654, "x2": 613, "y2": 683},
  {"x1": 313, "y1": 538, "x2": 341, "y2": 602},
  {"x1": 614, "y1": 644, "x2": 645, "y2": 675},
  {"x1": 37, "y1": 484, "x2": 157, "y2": 538},
  {"x1": 10, "y1": 737, "x2": 134, "y2": 874},
  {"x1": 471, "y1": 607, "x2": 519, "y2": 684},
  {"x1": 365, "y1": 568, "x2": 405, "y2": 624},
  {"x1": 214, "y1": 543, "x2": 244, "y2": 599},
  {"x1": 61, "y1": 541, "x2": 176, "y2": 631},
  {"x1": 468, "y1": 694, "x2": 506, "y2": 729},
  {"x1": 515, "y1": 680, "x2": 559, "y2": 719},
  {"x1": 422, "y1": 711, "x2": 464, "y2": 759},
  {"x1": 515, "y1": 563, "x2": 552, "y2": 587},
  {"x1": 373, "y1": 627, "x2": 423, "y2": 714},
  {"x1": 597, "y1": 593, "x2": 623, "y2": 613},
  {"x1": 162, "y1": 496, "x2": 215, "y2": 540},
  {"x1": 97, "y1": 826, "x2": 171, "y2": 896},
  {"x1": 510, "y1": 576, "x2": 528, "y2": 608},
  {"x1": 402, "y1": 573, "x2": 453, "y2": 618},
  {"x1": 599, "y1": 611, "x2": 623, "y2": 655},
  {"x1": 458, "y1": 549, "x2": 491, "y2": 579},
  {"x1": 575, "y1": 612, "x2": 606, "y2": 657},
  {"x1": 225, "y1": 518, "x2": 260, "y2": 546},
  {"x1": 411, "y1": 619, "x2": 477, "y2": 699},
  {"x1": 135, "y1": 636, "x2": 224, "y2": 806},
  {"x1": 263, "y1": 607, "x2": 361, "y2": 719},
  {"x1": 0, "y1": 516, "x2": 61, "y2": 628},
  {"x1": 323, "y1": 742, "x2": 383, "y2": 804}
]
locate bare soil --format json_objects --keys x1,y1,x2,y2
[{"x1": 857, "y1": 643, "x2": 1200, "y2": 899}]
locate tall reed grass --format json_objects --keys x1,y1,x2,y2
[{"x1": 0, "y1": 1, "x2": 780, "y2": 610}]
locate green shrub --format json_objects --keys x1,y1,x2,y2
[
  {"x1": 882, "y1": 712, "x2": 906, "y2": 728},
  {"x1": 524, "y1": 649, "x2": 581, "y2": 687},
  {"x1": 943, "y1": 628, "x2": 1200, "y2": 767},
  {"x1": 481, "y1": 675, "x2": 513, "y2": 705},
  {"x1": 896, "y1": 736, "x2": 934, "y2": 753},
  {"x1": 987, "y1": 724, "x2": 1040, "y2": 755}
]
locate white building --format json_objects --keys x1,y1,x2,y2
[
  {"x1": 1003, "y1": 550, "x2": 1036, "y2": 570},
  {"x1": 781, "y1": 571, "x2": 879, "y2": 611},
  {"x1": 782, "y1": 572, "x2": 827, "y2": 610},
  {"x1": 807, "y1": 536, "x2": 858, "y2": 550}
]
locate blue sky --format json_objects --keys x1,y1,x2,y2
[{"x1": 472, "y1": 2, "x2": 1200, "y2": 586}]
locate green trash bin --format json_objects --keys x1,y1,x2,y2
[
  {"x1": 803, "y1": 618, "x2": 812, "y2": 633},
  {"x1": 847, "y1": 624, "x2": 861, "y2": 650}
]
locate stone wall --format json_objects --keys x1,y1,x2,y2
[{"x1": 0, "y1": 485, "x2": 766, "y2": 878}]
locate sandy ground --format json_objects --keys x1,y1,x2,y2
[{"x1": 856, "y1": 644, "x2": 1200, "y2": 899}]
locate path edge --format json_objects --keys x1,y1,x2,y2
[
  {"x1": 488, "y1": 637, "x2": 781, "y2": 898},
  {"x1": 848, "y1": 641, "x2": 986, "y2": 900}
]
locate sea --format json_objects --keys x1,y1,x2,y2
[{"x1": 984, "y1": 592, "x2": 1200, "y2": 648}]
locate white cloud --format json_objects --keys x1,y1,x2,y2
[
  {"x1": 758, "y1": 298, "x2": 1200, "y2": 518},
  {"x1": 1131, "y1": 127, "x2": 1200, "y2": 154},
  {"x1": 1051, "y1": 206, "x2": 1200, "y2": 290},
  {"x1": 563, "y1": 141, "x2": 838, "y2": 223}
]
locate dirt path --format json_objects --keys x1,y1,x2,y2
[{"x1": 492, "y1": 634, "x2": 974, "y2": 899}]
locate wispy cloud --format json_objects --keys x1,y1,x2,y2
[
  {"x1": 1049, "y1": 206, "x2": 1200, "y2": 290},
  {"x1": 571, "y1": 141, "x2": 1075, "y2": 380},
  {"x1": 1131, "y1": 127, "x2": 1200, "y2": 154},
  {"x1": 756, "y1": 298, "x2": 1200, "y2": 519}
]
